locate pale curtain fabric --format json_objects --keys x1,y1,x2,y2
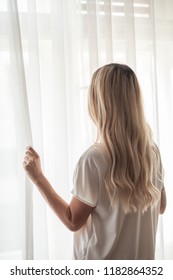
[{"x1": 0, "y1": 0, "x2": 173, "y2": 259}]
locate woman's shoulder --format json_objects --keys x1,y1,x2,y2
[
  {"x1": 152, "y1": 142, "x2": 162, "y2": 164},
  {"x1": 79, "y1": 143, "x2": 107, "y2": 168}
]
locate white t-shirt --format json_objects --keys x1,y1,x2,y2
[{"x1": 71, "y1": 143, "x2": 164, "y2": 260}]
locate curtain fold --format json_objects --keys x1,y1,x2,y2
[
  {"x1": 8, "y1": 0, "x2": 34, "y2": 259},
  {"x1": 26, "y1": 0, "x2": 49, "y2": 260},
  {"x1": 0, "y1": 0, "x2": 172, "y2": 259},
  {"x1": 3, "y1": 0, "x2": 34, "y2": 259}
]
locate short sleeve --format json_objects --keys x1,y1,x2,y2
[
  {"x1": 153, "y1": 143, "x2": 165, "y2": 191},
  {"x1": 71, "y1": 153, "x2": 99, "y2": 207},
  {"x1": 158, "y1": 152, "x2": 165, "y2": 191}
]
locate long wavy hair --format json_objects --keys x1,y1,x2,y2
[{"x1": 88, "y1": 63, "x2": 161, "y2": 214}]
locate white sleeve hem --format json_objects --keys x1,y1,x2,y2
[{"x1": 71, "y1": 191, "x2": 96, "y2": 207}]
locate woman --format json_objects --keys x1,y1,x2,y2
[{"x1": 23, "y1": 63, "x2": 166, "y2": 259}]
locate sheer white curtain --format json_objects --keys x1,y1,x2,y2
[{"x1": 0, "y1": 0, "x2": 173, "y2": 260}]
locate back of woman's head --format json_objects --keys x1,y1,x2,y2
[{"x1": 88, "y1": 63, "x2": 160, "y2": 214}]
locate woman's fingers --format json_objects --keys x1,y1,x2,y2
[
  {"x1": 25, "y1": 151, "x2": 34, "y2": 159},
  {"x1": 24, "y1": 147, "x2": 40, "y2": 164},
  {"x1": 26, "y1": 146, "x2": 39, "y2": 158},
  {"x1": 23, "y1": 147, "x2": 42, "y2": 183},
  {"x1": 24, "y1": 156, "x2": 31, "y2": 163}
]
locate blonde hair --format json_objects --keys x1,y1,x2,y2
[{"x1": 88, "y1": 63, "x2": 161, "y2": 214}]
